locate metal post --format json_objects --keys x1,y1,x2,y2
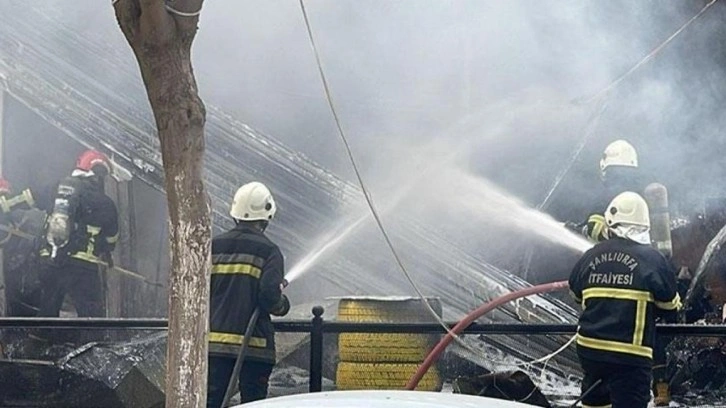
[
  {"x1": 0, "y1": 90, "x2": 5, "y2": 317},
  {"x1": 309, "y1": 305, "x2": 324, "y2": 393}
]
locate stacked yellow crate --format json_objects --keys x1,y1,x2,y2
[{"x1": 335, "y1": 297, "x2": 443, "y2": 391}]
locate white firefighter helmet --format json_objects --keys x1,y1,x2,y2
[
  {"x1": 600, "y1": 140, "x2": 638, "y2": 177},
  {"x1": 605, "y1": 192, "x2": 650, "y2": 228},
  {"x1": 230, "y1": 182, "x2": 277, "y2": 221}
]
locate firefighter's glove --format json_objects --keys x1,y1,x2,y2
[{"x1": 270, "y1": 294, "x2": 290, "y2": 317}]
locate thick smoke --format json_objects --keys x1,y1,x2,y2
[{"x1": 3, "y1": 0, "x2": 726, "y2": 310}]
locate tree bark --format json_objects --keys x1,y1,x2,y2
[{"x1": 113, "y1": 1, "x2": 210, "y2": 407}]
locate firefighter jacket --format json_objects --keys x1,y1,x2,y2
[
  {"x1": 40, "y1": 176, "x2": 118, "y2": 269},
  {"x1": 569, "y1": 237, "x2": 681, "y2": 367},
  {"x1": 208, "y1": 223, "x2": 290, "y2": 364}
]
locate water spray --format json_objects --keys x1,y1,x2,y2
[
  {"x1": 683, "y1": 223, "x2": 726, "y2": 314},
  {"x1": 299, "y1": 0, "x2": 591, "y2": 371},
  {"x1": 285, "y1": 210, "x2": 371, "y2": 284}
]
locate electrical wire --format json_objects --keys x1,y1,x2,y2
[
  {"x1": 583, "y1": 0, "x2": 719, "y2": 104},
  {"x1": 164, "y1": 3, "x2": 202, "y2": 18},
  {"x1": 537, "y1": 97, "x2": 609, "y2": 212},
  {"x1": 297, "y1": 0, "x2": 485, "y2": 355},
  {"x1": 299, "y1": 0, "x2": 582, "y2": 376},
  {"x1": 537, "y1": 0, "x2": 718, "y2": 211}
]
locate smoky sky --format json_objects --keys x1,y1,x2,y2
[
  {"x1": 188, "y1": 0, "x2": 726, "y2": 219},
  {"x1": 23, "y1": 0, "x2": 726, "y2": 220},
  {"x1": 6, "y1": 1, "x2": 726, "y2": 266},
  {"x1": 2, "y1": 0, "x2": 725, "y2": 321}
]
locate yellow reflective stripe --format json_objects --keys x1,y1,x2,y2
[
  {"x1": 587, "y1": 214, "x2": 607, "y2": 241},
  {"x1": 23, "y1": 189, "x2": 35, "y2": 209},
  {"x1": 590, "y1": 223, "x2": 603, "y2": 241},
  {"x1": 633, "y1": 298, "x2": 646, "y2": 346},
  {"x1": 209, "y1": 332, "x2": 267, "y2": 348},
  {"x1": 583, "y1": 288, "x2": 652, "y2": 347},
  {"x1": 655, "y1": 293, "x2": 682, "y2": 311},
  {"x1": 106, "y1": 234, "x2": 119, "y2": 244},
  {"x1": 212, "y1": 263, "x2": 261, "y2": 278},
  {"x1": 71, "y1": 252, "x2": 101, "y2": 263},
  {"x1": 0, "y1": 198, "x2": 10, "y2": 213},
  {"x1": 582, "y1": 288, "x2": 653, "y2": 302},
  {"x1": 577, "y1": 334, "x2": 652, "y2": 358}
]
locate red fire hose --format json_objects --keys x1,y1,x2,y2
[{"x1": 405, "y1": 280, "x2": 570, "y2": 390}]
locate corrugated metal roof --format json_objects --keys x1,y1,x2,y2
[{"x1": 0, "y1": 2, "x2": 581, "y2": 381}]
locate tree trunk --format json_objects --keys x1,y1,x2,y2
[{"x1": 114, "y1": 1, "x2": 210, "y2": 407}]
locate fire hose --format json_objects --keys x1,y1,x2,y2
[
  {"x1": 405, "y1": 280, "x2": 570, "y2": 390},
  {"x1": 221, "y1": 307, "x2": 261, "y2": 408},
  {"x1": 220, "y1": 280, "x2": 288, "y2": 407}
]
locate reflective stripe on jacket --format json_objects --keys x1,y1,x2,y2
[
  {"x1": 208, "y1": 224, "x2": 288, "y2": 363},
  {"x1": 40, "y1": 175, "x2": 118, "y2": 268},
  {"x1": 569, "y1": 237, "x2": 681, "y2": 366}
]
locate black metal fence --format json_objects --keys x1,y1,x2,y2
[{"x1": 2, "y1": 307, "x2": 726, "y2": 393}]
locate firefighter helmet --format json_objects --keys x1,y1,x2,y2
[
  {"x1": 600, "y1": 140, "x2": 638, "y2": 177},
  {"x1": 76, "y1": 149, "x2": 111, "y2": 176},
  {"x1": 230, "y1": 182, "x2": 277, "y2": 221},
  {"x1": 605, "y1": 191, "x2": 650, "y2": 229},
  {"x1": 0, "y1": 178, "x2": 11, "y2": 196}
]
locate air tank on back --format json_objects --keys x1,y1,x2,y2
[{"x1": 644, "y1": 183, "x2": 673, "y2": 258}]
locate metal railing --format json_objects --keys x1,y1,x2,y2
[{"x1": 2, "y1": 307, "x2": 726, "y2": 392}]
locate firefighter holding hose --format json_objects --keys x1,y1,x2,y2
[
  {"x1": 568, "y1": 192, "x2": 681, "y2": 408},
  {"x1": 207, "y1": 181, "x2": 290, "y2": 407},
  {"x1": 566, "y1": 139, "x2": 643, "y2": 243}
]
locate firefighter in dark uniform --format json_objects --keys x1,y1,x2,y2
[
  {"x1": 207, "y1": 181, "x2": 290, "y2": 407},
  {"x1": 569, "y1": 192, "x2": 681, "y2": 408},
  {"x1": 567, "y1": 140, "x2": 643, "y2": 243},
  {"x1": 38, "y1": 150, "x2": 118, "y2": 318},
  {"x1": 565, "y1": 141, "x2": 675, "y2": 405},
  {"x1": 0, "y1": 178, "x2": 46, "y2": 316}
]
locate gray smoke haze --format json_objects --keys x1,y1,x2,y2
[
  {"x1": 190, "y1": 1, "x2": 726, "y2": 215},
  {"x1": 3, "y1": 0, "x2": 726, "y2": 310}
]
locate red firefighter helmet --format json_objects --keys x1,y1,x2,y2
[
  {"x1": 76, "y1": 149, "x2": 111, "y2": 175},
  {"x1": 0, "y1": 178, "x2": 11, "y2": 195}
]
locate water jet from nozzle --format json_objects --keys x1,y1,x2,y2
[{"x1": 285, "y1": 211, "x2": 371, "y2": 283}]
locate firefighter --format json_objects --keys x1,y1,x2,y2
[
  {"x1": 207, "y1": 181, "x2": 290, "y2": 407},
  {"x1": 569, "y1": 192, "x2": 681, "y2": 408},
  {"x1": 0, "y1": 178, "x2": 46, "y2": 316},
  {"x1": 38, "y1": 149, "x2": 118, "y2": 318},
  {"x1": 566, "y1": 139, "x2": 642, "y2": 242}
]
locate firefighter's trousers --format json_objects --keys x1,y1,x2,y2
[
  {"x1": 579, "y1": 356, "x2": 652, "y2": 408},
  {"x1": 207, "y1": 355, "x2": 274, "y2": 407},
  {"x1": 38, "y1": 262, "x2": 106, "y2": 318}
]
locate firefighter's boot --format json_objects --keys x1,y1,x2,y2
[{"x1": 653, "y1": 380, "x2": 670, "y2": 406}]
